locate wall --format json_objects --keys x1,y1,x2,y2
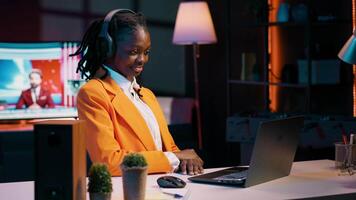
[
  {"x1": 0, "y1": 0, "x2": 41, "y2": 41},
  {"x1": 0, "y1": 0, "x2": 187, "y2": 96}
]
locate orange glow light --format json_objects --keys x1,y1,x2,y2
[{"x1": 352, "y1": 0, "x2": 356, "y2": 117}]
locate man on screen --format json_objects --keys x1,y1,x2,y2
[{"x1": 16, "y1": 69, "x2": 55, "y2": 109}]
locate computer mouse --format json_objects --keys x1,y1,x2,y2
[{"x1": 157, "y1": 175, "x2": 186, "y2": 188}]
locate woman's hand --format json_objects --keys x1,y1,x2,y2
[{"x1": 174, "y1": 149, "x2": 204, "y2": 175}]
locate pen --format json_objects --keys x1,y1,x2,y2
[
  {"x1": 342, "y1": 134, "x2": 348, "y2": 145},
  {"x1": 162, "y1": 191, "x2": 184, "y2": 198},
  {"x1": 339, "y1": 124, "x2": 348, "y2": 144},
  {"x1": 347, "y1": 133, "x2": 354, "y2": 169},
  {"x1": 350, "y1": 134, "x2": 354, "y2": 145}
]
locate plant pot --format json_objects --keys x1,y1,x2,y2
[
  {"x1": 121, "y1": 165, "x2": 148, "y2": 200},
  {"x1": 89, "y1": 192, "x2": 111, "y2": 200}
]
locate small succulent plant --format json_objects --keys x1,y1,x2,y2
[
  {"x1": 88, "y1": 163, "x2": 113, "y2": 193},
  {"x1": 121, "y1": 153, "x2": 148, "y2": 168}
]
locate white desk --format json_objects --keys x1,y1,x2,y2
[{"x1": 1, "y1": 160, "x2": 356, "y2": 200}]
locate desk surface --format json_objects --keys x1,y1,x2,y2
[{"x1": 1, "y1": 160, "x2": 355, "y2": 200}]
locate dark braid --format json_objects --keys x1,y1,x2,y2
[
  {"x1": 70, "y1": 11, "x2": 148, "y2": 81},
  {"x1": 70, "y1": 19, "x2": 103, "y2": 80}
]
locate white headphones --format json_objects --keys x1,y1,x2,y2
[{"x1": 98, "y1": 9, "x2": 136, "y2": 58}]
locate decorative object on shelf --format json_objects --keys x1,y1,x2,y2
[
  {"x1": 173, "y1": 1, "x2": 217, "y2": 149},
  {"x1": 246, "y1": 0, "x2": 272, "y2": 23},
  {"x1": 281, "y1": 64, "x2": 298, "y2": 83},
  {"x1": 277, "y1": 2, "x2": 290, "y2": 22},
  {"x1": 297, "y1": 59, "x2": 340, "y2": 85},
  {"x1": 241, "y1": 52, "x2": 257, "y2": 81},
  {"x1": 120, "y1": 153, "x2": 148, "y2": 200},
  {"x1": 290, "y1": 3, "x2": 308, "y2": 23},
  {"x1": 338, "y1": 30, "x2": 356, "y2": 65},
  {"x1": 88, "y1": 163, "x2": 113, "y2": 200},
  {"x1": 317, "y1": 15, "x2": 336, "y2": 22}
]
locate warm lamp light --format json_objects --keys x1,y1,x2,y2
[
  {"x1": 173, "y1": 1, "x2": 217, "y2": 149},
  {"x1": 338, "y1": 30, "x2": 356, "y2": 64},
  {"x1": 173, "y1": 1, "x2": 217, "y2": 45}
]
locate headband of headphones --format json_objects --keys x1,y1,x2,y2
[
  {"x1": 99, "y1": 9, "x2": 136, "y2": 39},
  {"x1": 98, "y1": 9, "x2": 136, "y2": 58}
]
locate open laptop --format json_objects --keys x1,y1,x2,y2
[{"x1": 188, "y1": 116, "x2": 304, "y2": 187}]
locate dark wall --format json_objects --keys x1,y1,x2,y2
[
  {"x1": 0, "y1": 0, "x2": 40, "y2": 41},
  {"x1": 198, "y1": 0, "x2": 231, "y2": 167}
]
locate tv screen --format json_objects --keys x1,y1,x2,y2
[{"x1": 0, "y1": 42, "x2": 84, "y2": 120}]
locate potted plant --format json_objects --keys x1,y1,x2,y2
[
  {"x1": 120, "y1": 153, "x2": 148, "y2": 200},
  {"x1": 88, "y1": 163, "x2": 113, "y2": 200}
]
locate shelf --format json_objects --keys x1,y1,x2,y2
[
  {"x1": 311, "y1": 20, "x2": 351, "y2": 26},
  {"x1": 268, "y1": 20, "x2": 351, "y2": 27},
  {"x1": 228, "y1": 80, "x2": 308, "y2": 88},
  {"x1": 227, "y1": 0, "x2": 352, "y2": 115},
  {"x1": 237, "y1": 20, "x2": 351, "y2": 28},
  {"x1": 268, "y1": 22, "x2": 307, "y2": 27}
]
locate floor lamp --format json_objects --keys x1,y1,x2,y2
[
  {"x1": 173, "y1": 1, "x2": 217, "y2": 149},
  {"x1": 338, "y1": 30, "x2": 356, "y2": 116}
]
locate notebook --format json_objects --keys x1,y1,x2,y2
[{"x1": 188, "y1": 116, "x2": 304, "y2": 187}]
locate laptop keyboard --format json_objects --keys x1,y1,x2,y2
[{"x1": 213, "y1": 170, "x2": 248, "y2": 183}]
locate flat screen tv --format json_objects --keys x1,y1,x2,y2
[{"x1": 0, "y1": 42, "x2": 85, "y2": 120}]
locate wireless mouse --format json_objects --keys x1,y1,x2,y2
[{"x1": 157, "y1": 175, "x2": 186, "y2": 188}]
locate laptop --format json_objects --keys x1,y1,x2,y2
[{"x1": 188, "y1": 116, "x2": 304, "y2": 187}]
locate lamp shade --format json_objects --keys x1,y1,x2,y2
[
  {"x1": 338, "y1": 30, "x2": 356, "y2": 64},
  {"x1": 173, "y1": 1, "x2": 217, "y2": 45}
]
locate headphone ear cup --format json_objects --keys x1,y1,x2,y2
[
  {"x1": 97, "y1": 37, "x2": 109, "y2": 59},
  {"x1": 97, "y1": 35, "x2": 114, "y2": 58},
  {"x1": 106, "y1": 35, "x2": 114, "y2": 58},
  {"x1": 106, "y1": 36, "x2": 114, "y2": 58}
]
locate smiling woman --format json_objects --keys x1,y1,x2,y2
[{"x1": 70, "y1": 9, "x2": 204, "y2": 176}]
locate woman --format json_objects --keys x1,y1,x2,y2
[{"x1": 71, "y1": 9, "x2": 203, "y2": 176}]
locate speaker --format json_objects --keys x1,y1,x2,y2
[
  {"x1": 34, "y1": 120, "x2": 86, "y2": 200},
  {"x1": 98, "y1": 9, "x2": 136, "y2": 58}
]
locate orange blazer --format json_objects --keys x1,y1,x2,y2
[{"x1": 77, "y1": 76, "x2": 180, "y2": 176}]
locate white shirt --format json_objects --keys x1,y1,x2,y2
[
  {"x1": 103, "y1": 65, "x2": 180, "y2": 171},
  {"x1": 31, "y1": 86, "x2": 41, "y2": 103}
]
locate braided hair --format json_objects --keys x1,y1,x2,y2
[{"x1": 71, "y1": 11, "x2": 148, "y2": 80}]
